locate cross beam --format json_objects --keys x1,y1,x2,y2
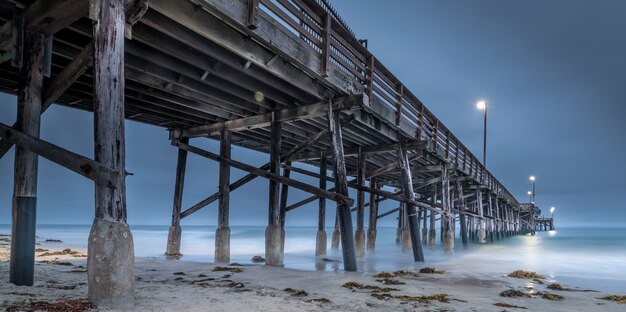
[
  {"x1": 170, "y1": 94, "x2": 367, "y2": 139},
  {"x1": 0, "y1": 123, "x2": 119, "y2": 187}
]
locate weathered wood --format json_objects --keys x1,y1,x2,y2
[
  {"x1": 266, "y1": 119, "x2": 282, "y2": 266},
  {"x1": 377, "y1": 207, "x2": 400, "y2": 219},
  {"x1": 366, "y1": 178, "x2": 378, "y2": 251},
  {"x1": 0, "y1": 123, "x2": 119, "y2": 187},
  {"x1": 215, "y1": 129, "x2": 232, "y2": 263},
  {"x1": 318, "y1": 152, "x2": 327, "y2": 231},
  {"x1": 178, "y1": 115, "x2": 354, "y2": 219},
  {"x1": 456, "y1": 181, "x2": 468, "y2": 249},
  {"x1": 89, "y1": 0, "x2": 134, "y2": 308},
  {"x1": 397, "y1": 143, "x2": 424, "y2": 262},
  {"x1": 165, "y1": 136, "x2": 188, "y2": 257},
  {"x1": 327, "y1": 106, "x2": 357, "y2": 271},
  {"x1": 289, "y1": 141, "x2": 426, "y2": 162},
  {"x1": 173, "y1": 141, "x2": 353, "y2": 206},
  {"x1": 218, "y1": 130, "x2": 231, "y2": 228},
  {"x1": 354, "y1": 147, "x2": 366, "y2": 258},
  {"x1": 278, "y1": 160, "x2": 291, "y2": 226},
  {"x1": 477, "y1": 188, "x2": 486, "y2": 243},
  {"x1": 9, "y1": 30, "x2": 44, "y2": 287},
  {"x1": 246, "y1": 0, "x2": 259, "y2": 29},
  {"x1": 171, "y1": 94, "x2": 366, "y2": 138},
  {"x1": 170, "y1": 136, "x2": 188, "y2": 227}
]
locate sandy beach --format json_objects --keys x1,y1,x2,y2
[{"x1": 1, "y1": 234, "x2": 624, "y2": 312}]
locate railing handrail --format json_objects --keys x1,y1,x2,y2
[{"x1": 255, "y1": 0, "x2": 519, "y2": 206}]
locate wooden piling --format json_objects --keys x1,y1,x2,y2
[
  {"x1": 441, "y1": 168, "x2": 454, "y2": 253},
  {"x1": 215, "y1": 129, "x2": 231, "y2": 263},
  {"x1": 428, "y1": 187, "x2": 437, "y2": 246},
  {"x1": 265, "y1": 118, "x2": 283, "y2": 266},
  {"x1": 366, "y1": 178, "x2": 378, "y2": 251},
  {"x1": 456, "y1": 181, "x2": 468, "y2": 249},
  {"x1": 327, "y1": 107, "x2": 357, "y2": 271},
  {"x1": 315, "y1": 151, "x2": 327, "y2": 257},
  {"x1": 88, "y1": 0, "x2": 134, "y2": 307},
  {"x1": 354, "y1": 147, "x2": 366, "y2": 259},
  {"x1": 166, "y1": 137, "x2": 188, "y2": 258},
  {"x1": 476, "y1": 189, "x2": 486, "y2": 243},
  {"x1": 397, "y1": 144, "x2": 424, "y2": 262},
  {"x1": 10, "y1": 30, "x2": 44, "y2": 287}
]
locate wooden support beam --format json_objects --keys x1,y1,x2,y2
[
  {"x1": 171, "y1": 94, "x2": 366, "y2": 138},
  {"x1": 0, "y1": 123, "x2": 119, "y2": 187},
  {"x1": 290, "y1": 140, "x2": 426, "y2": 162},
  {"x1": 9, "y1": 30, "x2": 44, "y2": 287},
  {"x1": 265, "y1": 119, "x2": 282, "y2": 266},
  {"x1": 278, "y1": 160, "x2": 291, "y2": 226},
  {"x1": 397, "y1": 143, "x2": 424, "y2": 262},
  {"x1": 315, "y1": 150, "x2": 327, "y2": 257},
  {"x1": 456, "y1": 181, "x2": 468, "y2": 248},
  {"x1": 0, "y1": 42, "x2": 93, "y2": 159},
  {"x1": 178, "y1": 115, "x2": 354, "y2": 219},
  {"x1": 355, "y1": 147, "x2": 366, "y2": 258},
  {"x1": 246, "y1": 0, "x2": 259, "y2": 30},
  {"x1": 173, "y1": 141, "x2": 353, "y2": 206},
  {"x1": 165, "y1": 136, "x2": 188, "y2": 257},
  {"x1": 88, "y1": 0, "x2": 134, "y2": 308},
  {"x1": 327, "y1": 106, "x2": 357, "y2": 271},
  {"x1": 215, "y1": 129, "x2": 231, "y2": 263},
  {"x1": 377, "y1": 207, "x2": 400, "y2": 220}
]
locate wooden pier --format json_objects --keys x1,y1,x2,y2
[{"x1": 1, "y1": 0, "x2": 526, "y2": 308}]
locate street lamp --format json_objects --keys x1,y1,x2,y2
[
  {"x1": 476, "y1": 100, "x2": 487, "y2": 167},
  {"x1": 529, "y1": 176, "x2": 536, "y2": 204},
  {"x1": 549, "y1": 206, "x2": 555, "y2": 219},
  {"x1": 527, "y1": 191, "x2": 532, "y2": 202}
]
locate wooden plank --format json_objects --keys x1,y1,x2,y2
[
  {"x1": 356, "y1": 147, "x2": 366, "y2": 231},
  {"x1": 377, "y1": 207, "x2": 400, "y2": 220},
  {"x1": 0, "y1": 123, "x2": 119, "y2": 187},
  {"x1": 289, "y1": 140, "x2": 425, "y2": 162},
  {"x1": 173, "y1": 94, "x2": 366, "y2": 138},
  {"x1": 149, "y1": 0, "x2": 333, "y2": 99},
  {"x1": 173, "y1": 141, "x2": 354, "y2": 206}
]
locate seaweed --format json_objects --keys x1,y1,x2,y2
[
  {"x1": 507, "y1": 270, "x2": 544, "y2": 279},
  {"x1": 284, "y1": 288, "x2": 308, "y2": 297},
  {"x1": 539, "y1": 292, "x2": 564, "y2": 301},
  {"x1": 4, "y1": 299, "x2": 96, "y2": 312},
  {"x1": 40, "y1": 260, "x2": 73, "y2": 266},
  {"x1": 173, "y1": 272, "x2": 186, "y2": 275},
  {"x1": 419, "y1": 267, "x2": 445, "y2": 274},
  {"x1": 597, "y1": 295, "x2": 626, "y2": 304},
  {"x1": 494, "y1": 302, "x2": 527, "y2": 309},
  {"x1": 500, "y1": 289, "x2": 532, "y2": 298},
  {"x1": 39, "y1": 248, "x2": 86, "y2": 258},
  {"x1": 213, "y1": 266, "x2": 243, "y2": 273},
  {"x1": 341, "y1": 281, "x2": 399, "y2": 292},
  {"x1": 306, "y1": 298, "x2": 331, "y2": 303},
  {"x1": 370, "y1": 293, "x2": 450, "y2": 304}
]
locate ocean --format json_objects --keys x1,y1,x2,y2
[{"x1": 1, "y1": 224, "x2": 624, "y2": 293}]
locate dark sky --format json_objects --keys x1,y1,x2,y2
[{"x1": 1, "y1": 0, "x2": 625, "y2": 226}]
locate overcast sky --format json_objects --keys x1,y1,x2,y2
[{"x1": 1, "y1": 0, "x2": 625, "y2": 227}]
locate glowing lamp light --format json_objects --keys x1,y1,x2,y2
[
  {"x1": 527, "y1": 191, "x2": 532, "y2": 195},
  {"x1": 550, "y1": 207, "x2": 555, "y2": 214},
  {"x1": 476, "y1": 100, "x2": 487, "y2": 110},
  {"x1": 529, "y1": 176, "x2": 536, "y2": 182}
]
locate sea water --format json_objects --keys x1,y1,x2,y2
[{"x1": 0, "y1": 224, "x2": 624, "y2": 292}]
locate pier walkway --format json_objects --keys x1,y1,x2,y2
[{"x1": 0, "y1": 0, "x2": 527, "y2": 308}]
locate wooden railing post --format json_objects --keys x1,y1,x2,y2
[
  {"x1": 246, "y1": 0, "x2": 259, "y2": 30},
  {"x1": 395, "y1": 84, "x2": 403, "y2": 126},
  {"x1": 320, "y1": 12, "x2": 331, "y2": 77},
  {"x1": 367, "y1": 56, "x2": 375, "y2": 100}
]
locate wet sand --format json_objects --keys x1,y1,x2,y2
[{"x1": 1, "y1": 235, "x2": 624, "y2": 311}]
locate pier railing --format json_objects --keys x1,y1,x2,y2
[{"x1": 255, "y1": 0, "x2": 519, "y2": 206}]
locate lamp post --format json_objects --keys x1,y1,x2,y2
[
  {"x1": 529, "y1": 176, "x2": 536, "y2": 204},
  {"x1": 527, "y1": 191, "x2": 532, "y2": 203},
  {"x1": 476, "y1": 101, "x2": 487, "y2": 166},
  {"x1": 549, "y1": 206, "x2": 555, "y2": 219}
]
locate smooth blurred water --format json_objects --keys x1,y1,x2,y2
[{"x1": 1, "y1": 224, "x2": 624, "y2": 292}]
